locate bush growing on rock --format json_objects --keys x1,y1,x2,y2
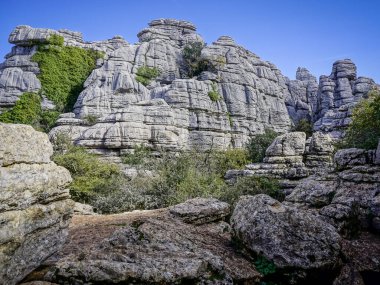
[
  {"x1": 135, "y1": 66, "x2": 160, "y2": 86},
  {"x1": 182, "y1": 41, "x2": 213, "y2": 77},
  {"x1": 292, "y1": 118, "x2": 313, "y2": 138},
  {"x1": 342, "y1": 89, "x2": 380, "y2": 149},
  {"x1": 246, "y1": 129, "x2": 278, "y2": 162},
  {"x1": 208, "y1": 83, "x2": 220, "y2": 101}
]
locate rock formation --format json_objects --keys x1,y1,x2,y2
[
  {"x1": 313, "y1": 59, "x2": 378, "y2": 139},
  {"x1": 226, "y1": 131, "x2": 335, "y2": 191},
  {"x1": 24, "y1": 199, "x2": 261, "y2": 284},
  {"x1": 0, "y1": 123, "x2": 74, "y2": 285}
]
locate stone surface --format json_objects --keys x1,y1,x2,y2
[
  {"x1": 169, "y1": 197, "x2": 230, "y2": 224},
  {"x1": 231, "y1": 194, "x2": 341, "y2": 271},
  {"x1": 313, "y1": 60, "x2": 378, "y2": 139},
  {"x1": 26, "y1": 209, "x2": 260, "y2": 284},
  {"x1": 0, "y1": 123, "x2": 74, "y2": 285}
]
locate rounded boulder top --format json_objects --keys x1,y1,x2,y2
[{"x1": 148, "y1": 18, "x2": 197, "y2": 31}]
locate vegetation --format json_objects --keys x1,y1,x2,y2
[
  {"x1": 0, "y1": 92, "x2": 60, "y2": 132},
  {"x1": 254, "y1": 256, "x2": 277, "y2": 276},
  {"x1": 0, "y1": 34, "x2": 103, "y2": 132},
  {"x1": 122, "y1": 144, "x2": 151, "y2": 165},
  {"x1": 135, "y1": 66, "x2": 160, "y2": 86},
  {"x1": 246, "y1": 129, "x2": 278, "y2": 163},
  {"x1": 341, "y1": 89, "x2": 380, "y2": 149},
  {"x1": 83, "y1": 114, "x2": 98, "y2": 125},
  {"x1": 32, "y1": 34, "x2": 103, "y2": 112},
  {"x1": 52, "y1": 134, "x2": 124, "y2": 203},
  {"x1": 208, "y1": 83, "x2": 220, "y2": 101},
  {"x1": 182, "y1": 41, "x2": 214, "y2": 77},
  {"x1": 292, "y1": 118, "x2": 313, "y2": 138}
]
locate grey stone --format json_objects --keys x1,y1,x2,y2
[
  {"x1": 0, "y1": 124, "x2": 74, "y2": 285},
  {"x1": 231, "y1": 194, "x2": 341, "y2": 269},
  {"x1": 334, "y1": 148, "x2": 368, "y2": 169},
  {"x1": 169, "y1": 197, "x2": 230, "y2": 224}
]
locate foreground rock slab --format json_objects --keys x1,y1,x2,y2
[
  {"x1": 0, "y1": 123, "x2": 74, "y2": 285},
  {"x1": 24, "y1": 207, "x2": 260, "y2": 284}
]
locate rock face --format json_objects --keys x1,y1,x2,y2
[
  {"x1": 1, "y1": 19, "x2": 295, "y2": 153},
  {"x1": 287, "y1": 146, "x2": 380, "y2": 235},
  {"x1": 313, "y1": 59, "x2": 378, "y2": 139},
  {"x1": 26, "y1": 205, "x2": 260, "y2": 284},
  {"x1": 231, "y1": 194, "x2": 341, "y2": 282},
  {"x1": 225, "y1": 131, "x2": 334, "y2": 191},
  {"x1": 0, "y1": 123, "x2": 74, "y2": 285}
]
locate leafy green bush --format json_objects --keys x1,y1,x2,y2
[
  {"x1": 254, "y1": 255, "x2": 277, "y2": 276},
  {"x1": 208, "y1": 83, "x2": 220, "y2": 101},
  {"x1": 122, "y1": 144, "x2": 151, "y2": 166},
  {"x1": 47, "y1": 34, "x2": 64, "y2": 46},
  {"x1": 0, "y1": 92, "x2": 59, "y2": 132},
  {"x1": 83, "y1": 114, "x2": 98, "y2": 125},
  {"x1": 219, "y1": 176, "x2": 282, "y2": 206},
  {"x1": 292, "y1": 118, "x2": 313, "y2": 138},
  {"x1": 342, "y1": 89, "x2": 380, "y2": 149},
  {"x1": 53, "y1": 144, "x2": 123, "y2": 202},
  {"x1": 182, "y1": 41, "x2": 213, "y2": 77},
  {"x1": 135, "y1": 66, "x2": 160, "y2": 86},
  {"x1": 32, "y1": 42, "x2": 102, "y2": 112},
  {"x1": 246, "y1": 129, "x2": 278, "y2": 162}
]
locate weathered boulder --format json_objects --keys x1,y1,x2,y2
[
  {"x1": 231, "y1": 195, "x2": 341, "y2": 272},
  {"x1": 169, "y1": 197, "x2": 230, "y2": 224},
  {"x1": 28, "y1": 207, "x2": 260, "y2": 284},
  {"x1": 0, "y1": 123, "x2": 74, "y2": 285}
]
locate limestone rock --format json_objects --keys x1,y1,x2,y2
[
  {"x1": 0, "y1": 123, "x2": 74, "y2": 285},
  {"x1": 169, "y1": 197, "x2": 230, "y2": 224},
  {"x1": 334, "y1": 148, "x2": 369, "y2": 169},
  {"x1": 38, "y1": 209, "x2": 260, "y2": 284},
  {"x1": 231, "y1": 194, "x2": 341, "y2": 271},
  {"x1": 265, "y1": 132, "x2": 306, "y2": 158}
]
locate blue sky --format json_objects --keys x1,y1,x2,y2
[{"x1": 1, "y1": 0, "x2": 379, "y2": 82}]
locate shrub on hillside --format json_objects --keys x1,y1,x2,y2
[
  {"x1": 208, "y1": 83, "x2": 220, "y2": 101},
  {"x1": 135, "y1": 66, "x2": 160, "y2": 86},
  {"x1": 246, "y1": 129, "x2": 278, "y2": 162},
  {"x1": 292, "y1": 118, "x2": 313, "y2": 138},
  {"x1": 219, "y1": 176, "x2": 283, "y2": 206},
  {"x1": 182, "y1": 41, "x2": 214, "y2": 77},
  {"x1": 342, "y1": 89, "x2": 380, "y2": 149}
]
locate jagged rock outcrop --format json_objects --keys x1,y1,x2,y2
[
  {"x1": 313, "y1": 59, "x2": 378, "y2": 139},
  {"x1": 225, "y1": 131, "x2": 334, "y2": 191},
  {"x1": 285, "y1": 67, "x2": 318, "y2": 123},
  {"x1": 287, "y1": 145, "x2": 380, "y2": 235},
  {"x1": 231, "y1": 194, "x2": 341, "y2": 283},
  {"x1": 1, "y1": 19, "x2": 294, "y2": 153},
  {"x1": 0, "y1": 123, "x2": 74, "y2": 285},
  {"x1": 25, "y1": 204, "x2": 261, "y2": 284}
]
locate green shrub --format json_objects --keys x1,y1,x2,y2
[
  {"x1": 0, "y1": 92, "x2": 41, "y2": 126},
  {"x1": 292, "y1": 118, "x2": 313, "y2": 138},
  {"x1": 342, "y1": 89, "x2": 380, "y2": 149},
  {"x1": 53, "y1": 144, "x2": 123, "y2": 202},
  {"x1": 227, "y1": 112, "x2": 233, "y2": 127},
  {"x1": 47, "y1": 34, "x2": 64, "y2": 46},
  {"x1": 219, "y1": 176, "x2": 282, "y2": 206},
  {"x1": 122, "y1": 144, "x2": 151, "y2": 166},
  {"x1": 182, "y1": 41, "x2": 214, "y2": 77},
  {"x1": 246, "y1": 129, "x2": 278, "y2": 162},
  {"x1": 208, "y1": 83, "x2": 220, "y2": 101},
  {"x1": 32, "y1": 43, "x2": 102, "y2": 112},
  {"x1": 135, "y1": 66, "x2": 160, "y2": 86},
  {"x1": 254, "y1": 255, "x2": 277, "y2": 276},
  {"x1": 83, "y1": 114, "x2": 98, "y2": 125}
]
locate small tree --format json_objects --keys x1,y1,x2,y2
[
  {"x1": 292, "y1": 118, "x2": 313, "y2": 138},
  {"x1": 343, "y1": 89, "x2": 380, "y2": 149},
  {"x1": 182, "y1": 41, "x2": 213, "y2": 77},
  {"x1": 246, "y1": 129, "x2": 278, "y2": 162}
]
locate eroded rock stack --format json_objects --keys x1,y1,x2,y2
[
  {"x1": 0, "y1": 123, "x2": 74, "y2": 285},
  {"x1": 226, "y1": 131, "x2": 335, "y2": 191},
  {"x1": 313, "y1": 59, "x2": 378, "y2": 139}
]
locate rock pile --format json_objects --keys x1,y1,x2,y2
[{"x1": 0, "y1": 123, "x2": 74, "y2": 285}]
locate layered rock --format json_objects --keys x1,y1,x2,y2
[
  {"x1": 285, "y1": 67, "x2": 318, "y2": 123},
  {"x1": 287, "y1": 145, "x2": 380, "y2": 235},
  {"x1": 25, "y1": 203, "x2": 261, "y2": 284},
  {"x1": 225, "y1": 131, "x2": 334, "y2": 191},
  {"x1": 231, "y1": 194, "x2": 341, "y2": 283},
  {"x1": 0, "y1": 123, "x2": 74, "y2": 285},
  {"x1": 313, "y1": 59, "x2": 378, "y2": 139}
]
